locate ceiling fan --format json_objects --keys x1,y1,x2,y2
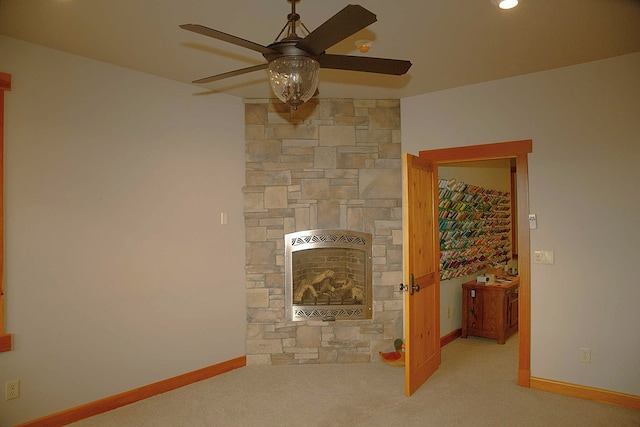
[{"x1": 180, "y1": 0, "x2": 412, "y2": 109}]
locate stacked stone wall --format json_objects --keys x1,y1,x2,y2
[{"x1": 244, "y1": 98, "x2": 403, "y2": 365}]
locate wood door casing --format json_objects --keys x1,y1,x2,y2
[
  {"x1": 417, "y1": 140, "x2": 532, "y2": 387},
  {"x1": 0, "y1": 72, "x2": 10, "y2": 352}
]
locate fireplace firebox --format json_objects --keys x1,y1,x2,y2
[{"x1": 285, "y1": 229, "x2": 372, "y2": 322}]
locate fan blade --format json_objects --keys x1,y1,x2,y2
[
  {"x1": 192, "y1": 63, "x2": 268, "y2": 84},
  {"x1": 296, "y1": 5, "x2": 377, "y2": 56},
  {"x1": 320, "y1": 54, "x2": 412, "y2": 75},
  {"x1": 180, "y1": 24, "x2": 276, "y2": 55}
]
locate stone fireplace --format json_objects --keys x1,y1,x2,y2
[
  {"x1": 244, "y1": 98, "x2": 403, "y2": 365},
  {"x1": 285, "y1": 229, "x2": 372, "y2": 322}
]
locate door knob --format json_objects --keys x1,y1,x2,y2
[{"x1": 402, "y1": 275, "x2": 421, "y2": 294}]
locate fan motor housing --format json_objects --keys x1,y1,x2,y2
[{"x1": 264, "y1": 38, "x2": 318, "y2": 62}]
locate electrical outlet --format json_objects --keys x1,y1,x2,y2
[
  {"x1": 580, "y1": 347, "x2": 591, "y2": 364},
  {"x1": 5, "y1": 380, "x2": 19, "y2": 400},
  {"x1": 447, "y1": 307, "x2": 451, "y2": 319}
]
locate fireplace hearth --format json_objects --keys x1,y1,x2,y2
[{"x1": 285, "y1": 229, "x2": 372, "y2": 321}]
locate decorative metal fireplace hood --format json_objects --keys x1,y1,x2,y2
[{"x1": 285, "y1": 229, "x2": 372, "y2": 322}]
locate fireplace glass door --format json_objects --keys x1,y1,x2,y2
[{"x1": 285, "y1": 230, "x2": 372, "y2": 321}]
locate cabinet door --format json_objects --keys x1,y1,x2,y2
[
  {"x1": 466, "y1": 288, "x2": 483, "y2": 331},
  {"x1": 482, "y1": 289, "x2": 500, "y2": 334}
]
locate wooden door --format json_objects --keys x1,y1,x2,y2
[{"x1": 403, "y1": 153, "x2": 441, "y2": 396}]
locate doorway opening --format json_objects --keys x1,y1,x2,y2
[
  {"x1": 412, "y1": 140, "x2": 532, "y2": 390},
  {"x1": 438, "y1": 158, "x2": 516, "y2": 334}
]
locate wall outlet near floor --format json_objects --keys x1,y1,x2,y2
[
  {"x1": 580, "y1": 347, "x2": 591, "y2": 364},
  {"x1": 5, "y1": 380, "x2": 19, "y2": 400}
]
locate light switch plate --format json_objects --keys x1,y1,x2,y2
[{"x1": 534, "y1": 250, "x2": 554, "y2": 264}]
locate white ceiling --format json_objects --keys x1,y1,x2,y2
[{"x1": 1, "y1": 0, "x2": 639, "y2": 100}]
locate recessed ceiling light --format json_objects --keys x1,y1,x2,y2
[{"x1": 492, "y1": 0, "x2": 519, "y2": 10}]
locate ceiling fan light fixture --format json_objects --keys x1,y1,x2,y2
[
  {"x1": 492, "y1": 0, "x2": 519, "y2": 9},
  {"x1": 268, "y1": 56, "x2": 320, "y2": 110},
  {"x1": 181, "y1": 3, "x2": 411, "y2": 110}
]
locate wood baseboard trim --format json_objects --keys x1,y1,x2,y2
[
  {"x1": 18, "y1": 355, "x2": 246, "y2": 427},
  {"x1": 440, "y1": 328, "x2": 461, "y2": 347},
  {"x1": 518, "y1": 369, "x2": 531, "y2": 387},
  {"x1": 530, "y1": 377, "x2": 640, "y2": 410}
]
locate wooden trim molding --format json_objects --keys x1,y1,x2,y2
[
  {"x1": 417, "y1": 140, "x2": 533, "y2": 389},
  {"x1": 17, "y1": 356, "x2": 246, "y2": 427},
  {"x1": 515, "y1": 152, "x2": 531, "y2": 387},
  {"x1": 418, "y1": 140, "x2": 532, "y2": 163},
  {"x1": 0, "y1": 333, "x2": 11, "y2": 352},
  {"x1": 510, "y1": 167, "x2": 517, "y2": 258},
  {"x1": 530, "y1": 377, "x2": 640, "y2": 410},
  {"x1": 0, "y1": 71, "x2": 11, "y2": 90},
  {"x1": 0, "y1": 71, "x2": 11, "y2": 352},
  {"x1": 440, "y1": 328, "x2": 462, "y2": 347}
]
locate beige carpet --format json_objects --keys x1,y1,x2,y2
[{"x1": 71, "y1": 334, "x2": 640, "y2": 426}]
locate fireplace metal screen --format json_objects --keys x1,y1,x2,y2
[{"x1": 285, "y1": 229, "x2": 372, "y2": 322}]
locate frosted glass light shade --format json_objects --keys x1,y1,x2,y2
[{"x1": 268, "y1": 56, "x2": 320, "y2": 109}]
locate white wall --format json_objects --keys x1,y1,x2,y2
[
  {"x1": 0, "y1": 36, "x2": 246, "y2": 425},
  {"x1": 402, "y1": 53, "x2": 640, "y2": 396}
]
